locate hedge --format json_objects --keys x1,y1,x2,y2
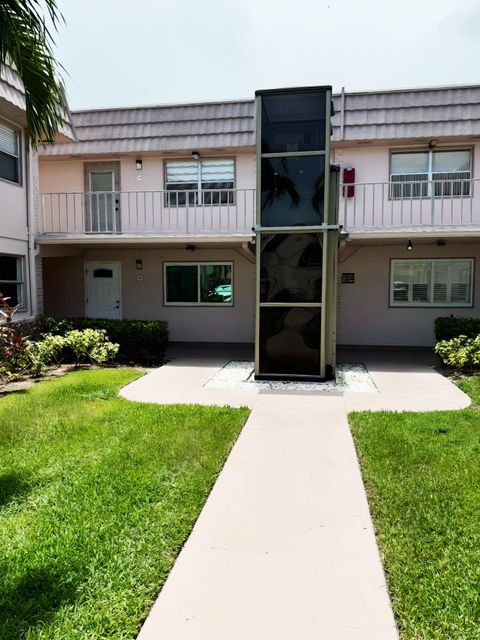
[
  {"x1": 435, "y1": 316, "x2": 480, "y2": 341},
  {"x1": 40, "y1": 317, "x2": 169, "y2": 364}
]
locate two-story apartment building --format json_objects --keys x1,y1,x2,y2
[
  {"x1": 37, "y1": 84, "x2": 480, "y2": 348},
  {"x1": 0, "y1": 67, "x2": 74, "y2": 321},
  {"x1": 0, "y1": 67, "x2": 39, "y2": 320}
]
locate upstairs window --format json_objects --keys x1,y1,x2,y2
[
  {"x1": 0, "y1": 255, "x2": 24, "y2": 307},
  {"x1": 165, "y1": 159, "x2": 234, "y2": 206},
  {"x1": 0, "y1": 122, "x2": 20, "y2": 184},
  {"x1": 390, "y1": 259, "x2": 473, "y2": 307},
  {"x1": 390, "y1": 149, "x2": 471, "y2": 199}
]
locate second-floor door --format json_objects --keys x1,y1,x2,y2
[{"x1": 85, "y1": 162, "x2": 121, "y2": 233}]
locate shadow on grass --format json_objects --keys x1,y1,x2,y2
[
  {"x1": 0, "y1": 567, "x2": 78, "y2": 639},
  {"x1": 0, "y1": 472, "x2": 31, "y2": 508}
]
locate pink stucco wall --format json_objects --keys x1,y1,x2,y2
[
  {"x1": 337, "y1": 240, "x2": 480, "y2": 347},
  {"x1": 334, "y1": 143, "x2": 480, "y2": 229},
  {"x1": 42, "y1": 246, "x2": 255, "y2": 343},
  {"x1": 39, "y1": 153, "x2": 256, "y2": 234}
]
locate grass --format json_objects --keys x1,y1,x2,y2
[
  {"x1": 0, "y1": 369, "x2": 249, "y2": 640},
  {"x1": 349, "y1": 377, "x2": 480, "y2": 640}
]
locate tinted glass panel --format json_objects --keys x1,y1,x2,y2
[
  {"x1": 261, "y1": 156, "x2": 325, "y2": 226},
  {"x1": 200, "y1": 264, "x2": 232, "y2": 304},
  {"x1": 259, "y1": 307, "x2": 321, "y2": 376},
  {"x1": 260, "y1": 234, "x2": 323, "y2": 303},
  {"x1": 0, "y1": 256, "x2": 18, "y2": 281},
  {"x1": 0, "y1": 151, "x2": 19, "y2": 183},
  {"x1": 261, "y1": 92, "x2": 326, "y2": 153},
  {"x1": 93, "y1": 269, "x2": 113, "y2": 278},
  {"x1": 166, "y1": 265, "x2": 198, "y2": 303},
  {"x1": 0, "y1": 282, "x2": 20, "y2": 306}
]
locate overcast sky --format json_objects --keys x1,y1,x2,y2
[{"x1": 53, "y1": 0, "x2": 480, "y2": 110}]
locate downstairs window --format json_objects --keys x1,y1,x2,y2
[
  {"x1": 390, "y1": 258, "x2": 473, "y2": 307},
  {"x1": 0, "y1": 255, "x2": 24, "y2": 307},
  {"x1": 164, "y1": 262, "x2": 233, "y2": 305}
]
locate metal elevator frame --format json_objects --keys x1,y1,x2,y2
[{"x1": 254, "y1": 86, "x2": 340, "y2": 380}]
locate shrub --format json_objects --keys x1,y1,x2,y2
[
  {"x1": 25, "y1": 334, "x2": 66, "y2": 376},
  {"x1": 435, "y1": 335, "x2": 480, "y2": 369},
  {"x1": 40, "y1": 317, "x2": 168, "y2": 364},
  {"x1": 63, "y1": 329, "x2": 119, "y2": 366},
  {"x1": 435, "y1": 316, "x2": 480, "y2": 341}
]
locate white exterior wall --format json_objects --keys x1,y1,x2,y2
[
  {"x1": 0, "y1": 110, "x2": 35, "y2": 318},
  {"x1": 337, "y1": 241, "x2": 480, "y2": 347},
  {"x1": 43, "y1": 247, "x2": 255, "y2": 343}
]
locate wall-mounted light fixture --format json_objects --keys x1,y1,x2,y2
[
  {"x1": 136, "y1": 159, "x2": 143, "y2": 171},
  {"x1": 407, "y1": 240, "x2": 413, "y2": 251},
  {"x1": 428, "y1": 139, "x2": 438, "y2": 149},
  {"x1": 191, "y1": 151, "x2": 200, "y2": 160},
  {"x1": 185, "y1": 244, "x2": 196, "y2": 252},
  {"x1": 437, "y1": 240, "x2": 446, "y2": 247},
  {"x1": 136, "y1": 259, "x2": 143, "y2": 270}
]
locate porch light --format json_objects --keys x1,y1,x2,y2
[
  {"x1": 135, "y1": 159, "x2": 143, "y2": 171},
  {"x1": 192, "y1": 151, "x2": 200, "y2": 160},
  {"x1": 407, "y1": 240, "x2": 413, "y2": 251}
]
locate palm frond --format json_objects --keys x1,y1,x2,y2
[{"x1": 0, "y1": 0, "x2": 66, "y2": 146}]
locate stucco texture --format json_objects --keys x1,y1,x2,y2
[
  {"x1": 337, "y1": 241, "x2": 480, "y2": 347},
  {"x1": 42, "y1": 247, "x2": 255, "y2": 343}
]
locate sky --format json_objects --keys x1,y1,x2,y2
[{"x1": 52, "y1": 0, "x2": 480, "y2": 110}]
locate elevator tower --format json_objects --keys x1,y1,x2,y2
[{"x1": 254, "y1": 86, "x2": 340, "y2": 380}]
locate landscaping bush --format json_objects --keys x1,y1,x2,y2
[
  {"x1": 63, "y1": 329, "x2": 119, "y2": 366},
  {"x1": 40, "y1": 317, "x2": 169, "y2": 364},
  {"x1": 435, "y1": 335, "x2": 480, "y2": 369},
  {"x1": 435, "y1": 316, "x2": 480, "y2": 341}
]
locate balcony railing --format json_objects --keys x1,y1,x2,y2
[
  {"x1": 340, "y1": 178, "x2": 480, "y2": 232},
  {"x1": 40, "y1": 180, "x2": 480, "y2": 238},
  {"x1": 40, "y1": 188, "x2": 256, "y2": 237}
]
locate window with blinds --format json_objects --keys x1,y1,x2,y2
[
  {"x1": 390, "y1": 259, "x2": 473, "y2": 307},
  {"x1": 390, "y1": 150, "x2": 471, "y2": 199},
  {"x1": 164, "y1": 159, "x2": 235, "y2": 206},
  {"x1": 0, "y1": 122, "x2": 20, "y2": 184}
]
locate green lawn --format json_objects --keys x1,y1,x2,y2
[
  {"x1": 0, "y1": 369, "x2": 249, "y2": 640},
  {"x1": 350, "y1": 377, "x2": 480, "y2": 640}
]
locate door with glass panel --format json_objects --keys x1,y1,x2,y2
[{"x1": 85, "y1": 163, "x2": 121, "y2": 233}]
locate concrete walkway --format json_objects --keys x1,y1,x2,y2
[{"x1": 121, "y1": 346, "x2": 470, "y2": 640}]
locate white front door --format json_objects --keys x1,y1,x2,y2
[{"x1": 85, "y1": 261, "x2": 122, "y2": 319}]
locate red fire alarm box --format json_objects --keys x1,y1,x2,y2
[{"x1": 343, "y1": 167, "x2": 355, "y2": 197}]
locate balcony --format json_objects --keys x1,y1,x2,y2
[
  {"x1": 39, "y1": 188, "x2": 256, "y2": 240},
  {"x1": 340, "y1": 178, "x2": 480, "y2": 234},
  {"x1": 39, "y1": 179, "x2": 480, "y2": 241}
]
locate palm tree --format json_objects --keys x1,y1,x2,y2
[{"x1": 0, "y1": 0, "x2": 66, "y2": 146}]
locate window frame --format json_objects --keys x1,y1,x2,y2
[
  {"x1": 389, "y1": 258, "x2": 474, "y2": 308},
  {"x1": 0, "y1": 118, "x2": 21, "y2": 186},
  {"x1": 0, "y1": 254, "x2": 25, "y2": 309},
  {"x1": 389, "y1": 148, "x2": 473, "y2": 200},
  {"x1": 163, "y1": 261, "x2": 234, "y2": 307},
  {"x1": 163, "y1": 157, "x2": 236, "y2": 206}
]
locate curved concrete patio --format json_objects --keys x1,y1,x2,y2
[{"x1": 122, "y1": 345, "x2": 470, "y2": 640}]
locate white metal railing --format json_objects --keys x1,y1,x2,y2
[
  {"x1": 340, "y1": 178, "x2": 480, "y2": 231},
  {"x1": 40, "y1": 188, "x2": 256, "y2": 236}
]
